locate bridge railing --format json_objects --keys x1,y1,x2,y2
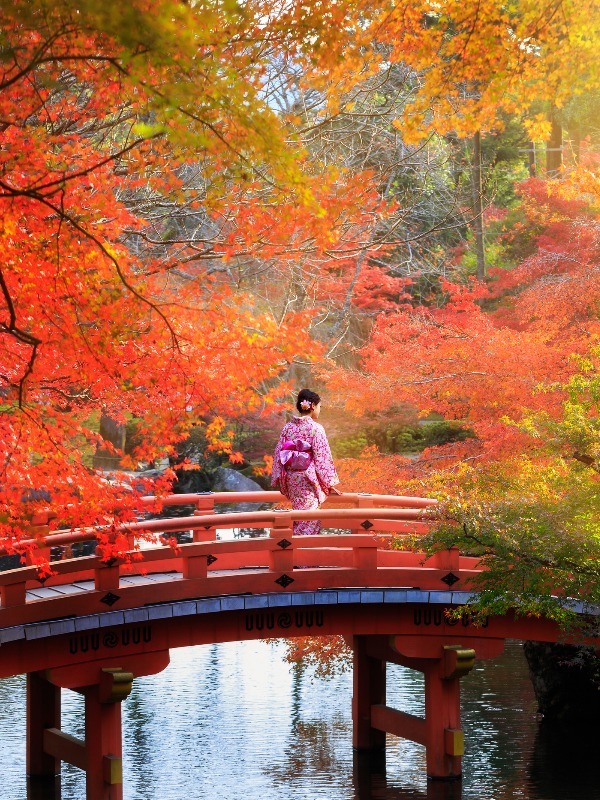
[
  {"x1": 0, "y1": 492, "x2": 483, "y2": 627},
  {"x1": 5, "y1": 491, "x2": 437, "y2": 558},
  {"x1": 137, "y1": 490, "x2": 437, "y2": 509},
  {"x1": 23, "y1": 490, "x2": 436, "y2": 527}
]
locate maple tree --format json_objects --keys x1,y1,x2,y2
[
  {"x1": 353, "y1": 0, "x2": 599, "y2": 143},
  {"x1": 262, "y1": 0, "x2": 600, "y2": 350},
  {"x1": 277, "y1": 0, "x2": 600, "y2": 650},
  {"x1": 1, "y1": 0, "x2": 599, "y2": 588},
  {"x1": 325, "y1": 152, "x2": 600, "y2": 622},
  {"x1": 0, "y1": 0, "x2": 373, "y2": 554}
]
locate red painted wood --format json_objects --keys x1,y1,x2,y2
[
  {"x1": 182, "y1": 555, "x2": 208, "y2": 580},
  {"x1": 95, "y1": 565, "x2": 120, "y2": 591},
  {"x1": 424, "y1": 660, "x2": 463, "y2": 779},
  {"x1": 1, "y1": 581, "x2": 26, "y2": 606},
  {"x1": 84, "y1": 686, "x2": 123, "y2": 800},
  {"x1": 352, "y1": 635, "x2": 386, "y2": 750},
  {"x1": 391, "y1": 635, "x2": 505, "y2": 661},
  {"x1": 46, "y1": 652, "x2": 170, "y2": 691},
  {"x1": 371, "y1": 704, "x2": 427, "y2": 745},
  {"x1": 0, "y1": 501, "x2": 433, "y2": 558},
  {"x1": 27, "y1": 672, "x2": 61, "y2": 777},
  {"x1": 43, "y1": 728, "x2": 86, "y2": 771},
  {"x1": 353, "y1": 545, "x2": 378, "y2": 570},
  {"x1": 0, "y1": 604, "x2": 565, "y2": 683},
  {"x1": 137, "y1": 491, "x2": 437, "y2": 510},
  {"x1": 0, "y1": 564, "x2": 488, "y2": 630}
]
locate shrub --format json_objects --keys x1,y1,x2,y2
[{"x1": 332, "y1": 420, "x2": 474, "y2": 456}]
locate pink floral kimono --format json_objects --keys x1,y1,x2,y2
[{"x1": 271, "y1": 416, "x2": 339, "y2": 535}]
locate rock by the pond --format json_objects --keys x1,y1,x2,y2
[
  {"x1": 172, "y1": 467, "x2": 212, "y2": 494},
  {"x1": 212, "y1": 467, "x2": 269, "y2": 524},
  {"x1": 212, "y1": 467, "x2": 264, "y2": 494},
  {"x1": 524, "y1": 641, "x2": 600, "y2": 725}
]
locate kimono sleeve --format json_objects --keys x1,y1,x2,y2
[
  {"x1": 271, "y1": 428, "x2": 286, "y2": 488},
  {"x1": 312, "y1": 423, "x2": 339, "y2": 492}
]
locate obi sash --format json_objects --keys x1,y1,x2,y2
[{"x1": 279, "y1": 438, "x2": 312, "y2": 471}]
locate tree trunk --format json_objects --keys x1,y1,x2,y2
[
  {"x1": 527, "y1": 141, "x2": 537, "y2": 177},
  {"x1": 546, "y1": 111, "x2": 563, "y2": 176},
  {"x1": 470, "y1": 131, "x2": 486, "y2": 281},
  {"x1": 569, "y1": 123, "x2": 581, "y2": 166},
  {"x1": 93, "y1": 413, "x2": 126, "y2": 470}
]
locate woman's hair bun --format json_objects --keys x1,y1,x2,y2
[{"x1": 296, "y1": 388, "x2": 321, "y2": 413}]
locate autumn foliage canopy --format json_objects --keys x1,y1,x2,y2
[{"x1": 1, "y1": 0, "x2": 600, "y2": 616}]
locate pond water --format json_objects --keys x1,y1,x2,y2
[{"x1": 0, "y1": 638, "x2": 598, "y2": 800}]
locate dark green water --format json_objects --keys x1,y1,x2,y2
[{"x1": 0, "y1": 639, "x2": 597, "y2": 800}]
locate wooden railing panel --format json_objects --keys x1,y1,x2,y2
[{"x1": 0, "y1": 493, "x2": 449, "y2": 625}]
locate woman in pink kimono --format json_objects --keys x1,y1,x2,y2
[{"x1": 271, "y1": 389, "x2": 340, "y2": 535}]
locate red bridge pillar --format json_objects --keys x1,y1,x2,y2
[
  {"x1": 83, "y1": 672, "x2": 129, "y2": 800},
  {"x1": 27, "y1": 672, "x2": 61, "y2": 799},
  {"x1": 351, "y1": 635, "x2": 502, "y2": 781},
  {"x1": 352, "y1": 635, "x2": 386, "y2": 751},
  {"x1": 27, "y1": 668, "x2": 132, "y2": 800},
  {"x1": 422, "y1": 647, "x2": 472, "y2": 779},
  {"x1": 26, "y1": 651, "x2": 170, "y2": 799}
]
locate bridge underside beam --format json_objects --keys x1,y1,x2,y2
[{"x1": 371, "y1": 703, "x2": 427, "y2": 745}]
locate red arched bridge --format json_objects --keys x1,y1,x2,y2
[{"x1": 0, "y1": 491, "x2": 597, "y2": 800}]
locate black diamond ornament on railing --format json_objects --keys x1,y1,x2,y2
[
  {"x1": 277, "y1": 539, "x2": 292, "y2": 549},
  {"x1": 100, "y1": 592, "x2": 121, "y2": 607},
  {"x1": 206, "y1": 554, "x2": 217, "y2": 566},
  {"x1": 441, "y1": 572, "x2": 460, "y2": 587},
  {"x1": 275, "y1": 574, "x2": 295, "y2": 588},
  {"x1": 360, "y1": 520, "x2": 374, "y2": 530}
]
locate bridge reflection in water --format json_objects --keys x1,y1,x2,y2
[{"x1": 0, "y1": 492, "x2": 597, "y2": 800}]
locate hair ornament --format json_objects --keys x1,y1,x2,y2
[{"x1": 300, "y1": 399, "x2": 312, "y2": 410}]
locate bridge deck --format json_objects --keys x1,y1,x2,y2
[{"x1": 23, "y1": 567, "x2": 342, "y2": 603}]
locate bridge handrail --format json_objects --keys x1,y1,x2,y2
[
  {"x1": 3, "y1": 505, "x2": 434, "y2": 559},
  {"x1": 0, "y1": 496, "x2": 467, "y2": 627},
  {"x1": 26, "y1": 491, "x2": 437, "y2": 527},
  {"x1": 122, "y1": 506, "x2": 433, "y2": 532},
  {"x1": 139, "y1": 490, "x2": 437, "y2": 509}
]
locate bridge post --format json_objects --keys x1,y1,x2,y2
[
  {"x1": 352, "y1": 635, "x2": 386, "y2": 750},
  {"x1": 422, "y1": 652, "x2": 469, "y2": 780},
  {"x1": 193, "y1": 494, "x2": 216, "y2": 542},
  {"x1": 32, "y1": 651, "x2": 169, "y2": 800},
  {"x1": 83, "y1": 675, "x2": 129, "y2": 800},
  {"x1": 397, "y1": 643, "x2": 475, "y2": 781},
  {"x1": 268, "y1": 513, "x2": 294, "y2": 573},
  {"x1": 30, "y1": 666, "x2": 136, "y2": 800},
  {"x1": 356, "y1": 636, "x2": 477, "y2": 781},
  {"x1": 26, "y1": 671, "x2": 61, "y2": 798},
  {"x1": 348, "y1": 493, "x2": 374, "y2": 535}
]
